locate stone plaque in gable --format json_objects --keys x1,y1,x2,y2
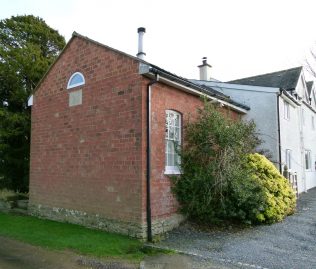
[{"x1": 69, "y1": 89, "x2": 82, "y2": 107}]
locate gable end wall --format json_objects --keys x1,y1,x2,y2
[{"x1": 29, "y1": 36, "x2": 145, "y2": 237}]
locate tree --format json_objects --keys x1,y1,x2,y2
[
  {"x1": 0, "y1": 15, "x2": 65, "y2": 192},
  {"x1": 306, "y1": 47, "x2": 316, "y2": 78}
]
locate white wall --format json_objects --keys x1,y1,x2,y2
[
  {"x1": 296, "y1": 75, "x2": 306, "y2": 101},
  {"x1": 301, "y1": 103, "x2": 316, "y2": 190},
  {"x1": 293, "y1": 73, "x2": 316, "y2": 191},
  {"x1": 192, "y1": 81, "x2": 281, "y2": 166},
  {"x1": 279, "y1": 96, "x2": 304, "y2": 192}
]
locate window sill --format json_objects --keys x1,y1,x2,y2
[{"x1": 164, "y1": 167, "x2": 181, "y2": 175}]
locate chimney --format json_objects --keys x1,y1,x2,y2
[
  {"x1": 137, "y1": 27, "x2": 146, "y2": 60},
  {"x1": 198, "y1": 57, "x2": 212, "y2": 80}
]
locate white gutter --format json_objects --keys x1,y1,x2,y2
[
  {"x1": 161, "y1": 76, "x2": 247, "y2": 113},
  {"x1": 280, "y1": 91, "x2": 300, "y2": 107},
  {"x1": 140, "y1": 70, "x2": 248, "y2": 114},
  {"x1": 302, "y1": 100, "x2": 316, "y2": 113}
]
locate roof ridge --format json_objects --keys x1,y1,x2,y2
[
  {"x1": 228, "y1": 66, "x2": 303, "y2": 83},
  {"x1": 71, "y1": 31, "x2": 145, "y2": 63}
]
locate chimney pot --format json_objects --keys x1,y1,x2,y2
[
  {"x1": 198, "y1": 57, "x2": 212, "y2": 81},
  {"x1": 137, "y1": 27, "x2": 146, "y2": 60},
  {"x1": 138, "y1": 27, "x2": 146, "y2": 33}
]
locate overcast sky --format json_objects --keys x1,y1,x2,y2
[{"x1": 1, "y1": 0, "x2": 316, "y2": 81}]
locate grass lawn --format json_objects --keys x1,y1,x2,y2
[{"x1": 0, "y1": 212, "x2": 162, "y2": 261}]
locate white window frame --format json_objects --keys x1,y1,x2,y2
[
  {"x1": 312, "y1": 116, "x2": 315, "y2": 130},
  {"x1": 285, "y1": 149, "x2": 292, "y2": 170},
  {"x1": 165, "y1": 110, "x2": 181, "y2": 175},
  {"x1": 305, "y1": 150, "x2": 312, "y2": 171},
  {"x1": 67, "y1": 72, "x2": 85, "y2": 89},
  {"x1": 284, "y1": 101, "x2": 290, "y2": 120}
]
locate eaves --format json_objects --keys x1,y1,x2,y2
[
  {"x1": 139, "y1": 63, "x2": 249, "y2": 114},
  {"x1": 302, "y1": 100, "x2": 316, "y2": 114},
  {"x1": 280, "y1": 89, "x2": 301, "y2": 107}
]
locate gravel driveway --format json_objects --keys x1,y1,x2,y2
[{"x1": 154, "y1": 188, "x2": 316, "y2": 269}]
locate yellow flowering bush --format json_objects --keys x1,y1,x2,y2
[{"x1": 246, "y1": 153, "x2": 296, "y2": 223}]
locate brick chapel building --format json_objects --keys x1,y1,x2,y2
[{"x1": 28, "y1": 29, "x2": 248, "y2": 239}]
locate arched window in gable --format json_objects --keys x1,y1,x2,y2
[{"x1": 67, "y1": 72, "x2": 85, "y2": 89}]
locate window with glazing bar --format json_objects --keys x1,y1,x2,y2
[{"x1": 165, "y1": 110, "x2": 181, "y2": 174}]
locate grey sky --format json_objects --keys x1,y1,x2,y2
[{"x1": 1, "y1": 0, "x2": 316, "y2": 81}]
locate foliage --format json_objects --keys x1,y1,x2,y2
[
  {"x1": 0, "y1": 212, "x2": 149, "y2": 261},
  {"x1": 0, "y1": 15, "x2": 65, "y2": 191},
  {"x1": 0, "y1": 188, "x2": 16, "y2": 201},
  {"x1": 172, "y1": 102, "x2": 260, "y2": 223},
  {"x1": 172, "y1": 102, "x2": 296, "y2": 225},
  {"x1": 245, "y1": 153, "x2": 296, "y2": 223},
  {"x1": 0, "y1": 188, "x2": 28, "y2": 201}
]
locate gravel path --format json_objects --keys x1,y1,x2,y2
[
  {"x1": 154, "y1": 188, "x2": 316, "y2": 269},
  {"x1": 142, "y1": 254, "x2": 237, "y2": 269}
]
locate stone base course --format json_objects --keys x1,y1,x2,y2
[
  {"x1": 29, "y1": 204, "x2": 184, "y2": 239},
  {"x1": 151, "y1": 213, "x2": 185, "y2": 236}
]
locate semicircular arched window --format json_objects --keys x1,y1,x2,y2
[{"x1": 67, "y1": 72, "x2": 85, "y2": 89}]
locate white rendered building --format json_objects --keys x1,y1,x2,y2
[{"x1": 193, "y1": 64, "x2": 316, "y2": 193}]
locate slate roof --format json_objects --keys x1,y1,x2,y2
[
  {"x1": 148, "y1": 64, "x2": 227, "y2": 98},
  {"x1": 228, "y1": 66, "x2": 303, "y2": 90},
  {"x1": 306, "y1": 81, "x2": 314, "y2": 96},
  {"x1": 146, "y1": 64, "x2": 249, "y2": 110}
]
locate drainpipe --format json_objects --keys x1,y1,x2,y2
[
  {"x1": 277, "y1": 90, "x2": 282, "y2": 172},
  {"x1": 146, "y1": 74, "x2": 159, "y2": 242}
]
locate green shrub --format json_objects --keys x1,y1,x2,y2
[
  {"x1": 172, "y1": 102, "x2": 296, "y2": 225},
  {"x1": 172, "y1": 101, "x2": 260, "y2": 223},
  {"x1": 245, "y1": 153, "x2": 296, "y2": 223}
]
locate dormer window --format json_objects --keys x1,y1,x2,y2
[{"x1": 67, "y1": 72, "x2": 85, "y2": 89}]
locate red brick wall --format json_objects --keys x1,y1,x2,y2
[
  {"x1": 143, "y1": 81, "x2": 241, "y2": 222},
  {"x1": 29, "y1": 36, "x2": 144, "y2": 224},
  {"x1": 29, "y1": 35, "x2": 242, "y2": 233}
]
